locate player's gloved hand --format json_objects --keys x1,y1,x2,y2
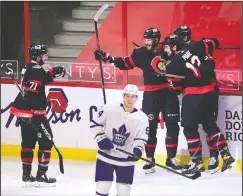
[
  {"x1": 209, "y1": 38, "x2": 219, "y2": 49},
  {"x1": 94, "y1": 49, "x2": 113, "y2": 63},
  {"x1": 97, "y1": 135, "x2": 114, "y2": 150},
  {"x1": 202, "y1": 38, "x2": 219, "y2": 49},
  {"x1": 128, "y1": 147, "x2": 142, "y2": 162},
  {"x1": 49, "y1": 66, "x2": 66, "y2": 78}
]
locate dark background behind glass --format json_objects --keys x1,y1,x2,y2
[{"x1": 1, "y1": 1, "x2": 79, "y2": 78}]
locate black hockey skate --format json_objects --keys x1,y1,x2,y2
[
  {"x1": 182, "y1": 159, "x2": 205, "y2": 175},
  {"x1": 35, "y1": 166, "x2": 56, "y2": 187},
  {"x1": 166, "y1": 157, "x2": 182, "y2": 170},
  {"x1": 208, "y1": 157, "x2": 219, "y2": 174},
  {"x1": 143, "y1": 157, "x2": 155, "y2": 174},
  {"x1": 35, "y1": 173, "x2": 56, "y2": 187},
  {"x1": 22, "y1": 163, "x2": 35, "y2": 187},
  {"x1": 22, "y1": 174, "x2": 36, "y2": 187},
  {"x1": 221, "y1": 155, "x2": 235, "y2": 172}
]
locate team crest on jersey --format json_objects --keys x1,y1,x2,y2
[{"x1": 112, "y1": 124, "x2": 130, "y2": 147}]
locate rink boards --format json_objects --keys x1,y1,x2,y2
[{"x1": 1, "y1": 84, "x2": 242, "y2": 172}]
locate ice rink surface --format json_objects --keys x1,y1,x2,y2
[{"x1": 1, "y1": 157, "x2": 242, "y2": 196}]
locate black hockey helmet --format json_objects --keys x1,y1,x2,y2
[
  {"x1": 173, "y1": 26, "x2": 192, "y2": 42},
  {"x1": 28, "y1": 44, "x2": 48, "y2": 60},
  {"x1": 162, "y1": 34, "x2": 184, "y2": 51},
  {"x1": 143, "y1": 28, "x2": 161, "y2": 41}
]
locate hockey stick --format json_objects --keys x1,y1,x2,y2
[
  {"x1": 155, "y1": 72, "x2": 242, "y2": 88},
  {"x1": 115, "y1": 147, "x2": 201, "y2": 180},
  {"x1": 2, "y1": 65, "x2": 64, "y2": 174},
  {"x1": 132, "y1": 41, "x2": 241, "y2": 50},
  {"x1": 94, "y1": 4, "x2": 109, "y2": 104},
  {"x1": 1, "y1": 71, "x2": 25, "y2": 96},
  {"x1": 132, "y1": 41, "x2": 140, "y2": 47}
]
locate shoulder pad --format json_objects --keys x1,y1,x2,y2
[
  {"x1": 133, "y1": 46, "x2": 147, "y2": 54},
  {"x1": 25, "y1": 63, "x2": 35, "y2": 69}
]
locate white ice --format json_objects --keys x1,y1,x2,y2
[{"x1": 1, "y1": 157, "x2": 242, "y2": 196}]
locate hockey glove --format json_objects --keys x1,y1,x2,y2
[
  {"x1": 49, "y1": 66, "x2": 66, "y2": 78},
  {"x1": 94, "y1": 49, "x2": 113, "y2": 63},
  {"x1": 128, "y1": 147, "x2": 142, "y2": 162},
  {"x1": 97, "y1": 135, "x2": 114, "y2": 150}
]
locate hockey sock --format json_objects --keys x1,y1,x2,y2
[
  {"x1": 37, "y1": 150, "x2": 51, "y2": 175},
  {"x1": 209, "y1": 132, "x2": 230, "y2": 157},
  {"x1": 206, "y1": 136, "x2": 219, "y2": 158},
  {"x1": 186, "y1": 138, "x2": 203, "y2": 162},
  {"x1": 21, "y1": 148, "x2": 34, "y2": 175},
  {"x1": 145, "y1": 137, "x2": 157, "y2": 158},
  {"x1": 203, "y1": 123, "x2": 221, "y2": 158},
  {"x1": 183, "y1": 127, "x2": 202, "y2": 162},
  {"x1": 165, "y1": 123, "x2": 179, "y2": 158}
]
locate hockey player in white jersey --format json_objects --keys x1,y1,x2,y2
[{"x1": 90, "y1": 84, "x2": 149, "y2": 196}]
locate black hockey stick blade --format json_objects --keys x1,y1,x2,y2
[
  {"x1": 116, "y1": 147, "x2": 201, "y2": 180},
  {"x1": 40, "y1": 122, "x2": 64, "y2": 174},
  {"x1": 53, "y1": 144, "x2": 64, "y2": 174}
]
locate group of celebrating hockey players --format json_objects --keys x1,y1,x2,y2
[
  {"x1": 8, "y1": 25, "x2": 235, "y2": 195},
  {"x1": 93, "y1": 26, "x2": 235, "y2": 195}
]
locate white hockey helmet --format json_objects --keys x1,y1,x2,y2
[{"x1": 123, "y1": 84, "x2": 139, "y2": 98}]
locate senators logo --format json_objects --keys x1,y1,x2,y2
[
  {"x1": 157, "y1": 61, "x2": 166, "y2": 71},
  {"x1": 151, "y1": 56, "x2": 167, "y2": 73}
]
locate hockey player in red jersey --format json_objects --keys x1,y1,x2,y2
[
  {"x1": 173, "y1": 26, "x2": 195, "y2": 46},
  {"x1": 94, "y1": 28, "x2": 182, "y2": 174},
  {"x1": 172, "y1": 26, "x2": 221, "y2": 174},
  {"x1": 9, "y1": 44, "x2": 65, "y2": 186},
  {"x1": 152, "y1": 34, "x2": 235, "y2": 174}
]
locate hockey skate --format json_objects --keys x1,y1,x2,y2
[
  {"x1": 22, "y1": 174, "x2": 36, "y2": 187},
  {"x1": 35, "y1": 166, "x2": 56, "y2": 187},
  {"x1": 143, "y1": 157, "x2": 155, "y2": 174},
  {"x1": 35, "y1": 173, "x2": 56, "y2": 187},
  {"x1": 22, "y1": 164, "x2": 36, "y2": 187},
  {"x1": 165, "y1": 157, "x2": 182, "y2": 170},
  {"x1": 182, "y1": 159, "x2": 205, "y2": 175},
  {"x1": 208, "y1": 157, "x2": 219, "y2": 174},
  {"x1": 221, "y1": 155, "x2": 235, "y2": 172}
]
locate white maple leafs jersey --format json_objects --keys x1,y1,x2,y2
[{"x1": 90, "y1": 103, "x2": 149, "y2": 166}]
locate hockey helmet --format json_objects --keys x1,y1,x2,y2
[
  {"x1": 162, "y1": 34, "x2": 184, "y2": 51},
  {"x1": 28, "y1": 44, "x2": 48, "y2": 60},
  {"x1": 123, "y1": 84, "x2": 139, "y2": 98},
  {"x1": 173, "y1": 26, "x2": 192, "y2": 42},
  {"x1": 143, "y1": 28, "x2": 161, "y2": 41}
]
